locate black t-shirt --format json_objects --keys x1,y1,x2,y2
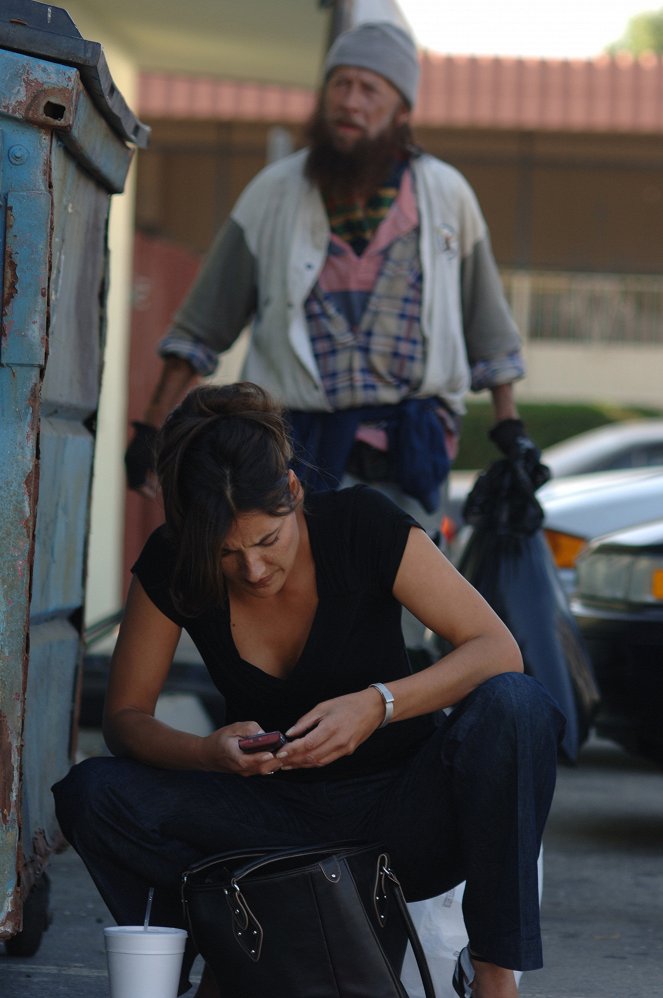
[{"x1": 132, "y1": 485, "x2": 436, "y2": 779}]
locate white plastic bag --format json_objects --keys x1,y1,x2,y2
[{"x1": 401, "y1": 849, "x2": 543, "y2": 998}]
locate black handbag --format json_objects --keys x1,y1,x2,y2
[{"x1": 181, "y1": 841, "x2": 435, "y2": 998}]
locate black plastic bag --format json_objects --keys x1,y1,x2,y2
[{"x1": 458, "y1": 459, "x2": 600, "y2": 763}]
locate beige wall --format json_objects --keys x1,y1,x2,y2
[
  {"x1": 520, "y1": 340, "x2": 663, "y2": 408},
  {"x1": 61, "y1": 4, "x2": 140, "y2": 625}
]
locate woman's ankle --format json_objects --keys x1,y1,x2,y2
[{"x1": 471, "y1": 960, "x2": 518, "y2": 998}]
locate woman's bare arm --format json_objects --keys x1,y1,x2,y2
[
  {"x1": 387, "y1": 526, "x2": 523, "y2": 722},
  {"x1": 102, "y1": 578, "x2": 273, "y2": 775},
  {"x1": 279, "y1": 526, "x2": 522, "y2": 768}
]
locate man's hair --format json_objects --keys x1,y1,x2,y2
[{"x1": 156, "y1": 382, "x2": 297, "y2": 616}]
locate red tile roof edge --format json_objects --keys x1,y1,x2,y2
[{"x1": 139, "y1": 51, "x2": 663, "y2": 133}]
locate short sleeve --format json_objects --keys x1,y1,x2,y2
[
  {"x1": 309, "y1": 486, "x2": 422, "y2": 595},
  {"x1": 131, "y1": 527, "x2": 187, "y2": 627},
  {"x1": 351, "y1": 487, "x2": 421, "y2": 589}
]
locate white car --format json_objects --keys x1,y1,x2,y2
[
  {"x1": 570, "y1": 517, "x2": 663, "y2": 765},
  {"x1": 450, "y1": 464, "x2": 663, "y2": 593},
  {"x1": 539, "y1": 467, "x2": 663, "y2": 593},
  {"x1": 541, "y1": 419, "x2": 663, "y2": 476},
  {"x1": 446, "y1": 419, "x2": 663, "y2": 553}
]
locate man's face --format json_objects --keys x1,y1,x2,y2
[{"x1": 323, "y1": 66, "x2": 410, "y2": 152}]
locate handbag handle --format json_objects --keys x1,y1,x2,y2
[
  {"x1": 228, "y1": 847, "x2": 437, "y2": 998},
  {"x1": 225, "y1": 841, "x2": 367, "y2": 886},
  {"x1": 183, "y1": 842, "x2": 437, "y2": 998},
  {"x1": 380, "y1": 858, "x2": 437, "y2": 998}
]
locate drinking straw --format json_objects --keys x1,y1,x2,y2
[{"x1": 143, "y1": 887, "x2": 155, "y2": 931}]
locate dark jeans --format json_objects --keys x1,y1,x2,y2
[{"x1": 52, "y1": 674, "x2": 564, "y2": 978}]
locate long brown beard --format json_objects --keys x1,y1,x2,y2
[{"x1": 304, "y1": 100, "x2": 414, "y2": 204}]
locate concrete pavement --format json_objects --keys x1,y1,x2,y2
[
  {"x1": 521, "y1": 735, "x2": 663, "y2": 998},
  {"x1": 1, "y1": 709, "x2": 661, "y2": 997}
]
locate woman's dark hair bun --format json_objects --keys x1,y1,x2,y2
[{"x1": 155, "y1": 382, "x2": 297, "y2": 615}]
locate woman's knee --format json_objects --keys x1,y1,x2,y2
[
  {"x1": 476, "y1": 672, "x2": 564, "y2": 729},
  {"x1": 52, "y1": 757, "x2": 126, "y2": 843},
  {"x1": 449, "y1": 672, "x2": 565, "y2": 761}
]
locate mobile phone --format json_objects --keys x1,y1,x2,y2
[{"x1": 238, "y1": 731, "x2": 287, "y2": 754}]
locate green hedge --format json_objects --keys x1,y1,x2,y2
[{"x1": 454, "y1": 401, "x2": 663, "y2": 470}]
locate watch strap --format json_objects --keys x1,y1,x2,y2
[{"x1": 369, "y1": 682, "x2": 395, "y2": 728}]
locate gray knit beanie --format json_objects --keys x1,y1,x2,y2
[{"x1": 324, "y1": 21, "x2": 420, "y2": 108}]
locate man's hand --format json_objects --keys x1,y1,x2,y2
[
  {"x1": 489, "y1": 418, "x2": 551, "y2": 490},
  {"x1": 125, "y1": 356, "x2": 198, "y2": 496},
  {"x1": 124, "y1": 421, "x2": 158, "y2": 496}
]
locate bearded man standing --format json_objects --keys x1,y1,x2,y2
[{"x1": 126, "y1": 22, "x2": 541, "y2": 567}]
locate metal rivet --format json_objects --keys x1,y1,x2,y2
[{"x1": 8, "y1": 145, "x2": 28, "y2": 165}]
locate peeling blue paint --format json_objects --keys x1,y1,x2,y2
[{"x1": 0, "y1": 37, "x2": 136, "y2": 940}]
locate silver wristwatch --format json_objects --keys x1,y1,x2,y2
[{"x1": 369, "y1": 682, "x2": 395, "y2": 728}]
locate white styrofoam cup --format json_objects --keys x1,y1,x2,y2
[{"x1": 104, "y1": 925, "x2": 187, "y2": 998}]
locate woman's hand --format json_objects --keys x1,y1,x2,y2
[
  {"x1": 197, "y1": 724, "x2": 289, "y2": 777},
  {"x1": 274, "y1": 689, "x2": 385, "y2": 770},
  {"x1": 103, "y1": 581, "x2": 281, "y2": 775}
]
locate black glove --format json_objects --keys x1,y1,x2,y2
[
  {"x1": 124, "y1": 421, "x2": 158, "y2": 490},
  {"x1": 488, "y1": 418, "x2": 551, "y2": 490}
]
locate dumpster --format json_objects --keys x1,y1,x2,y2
[{"x1": 0, "y1": 0, "x2": 148, "y2": 954}]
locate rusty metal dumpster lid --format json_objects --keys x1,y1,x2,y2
[{"x1": 0, "y1": 0, "x2": 149, "y2": 148}]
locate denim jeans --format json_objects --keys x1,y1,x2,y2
[{"x1": 52, "y1": 673, "x2": 564, "y2": 978}]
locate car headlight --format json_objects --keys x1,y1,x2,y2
[
  {"x1": 576, "y1": 550, "x2": 663, "y2": 603},
  {"x1": 627, "y1": 558, "x2": 663, "y2": 603}
]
